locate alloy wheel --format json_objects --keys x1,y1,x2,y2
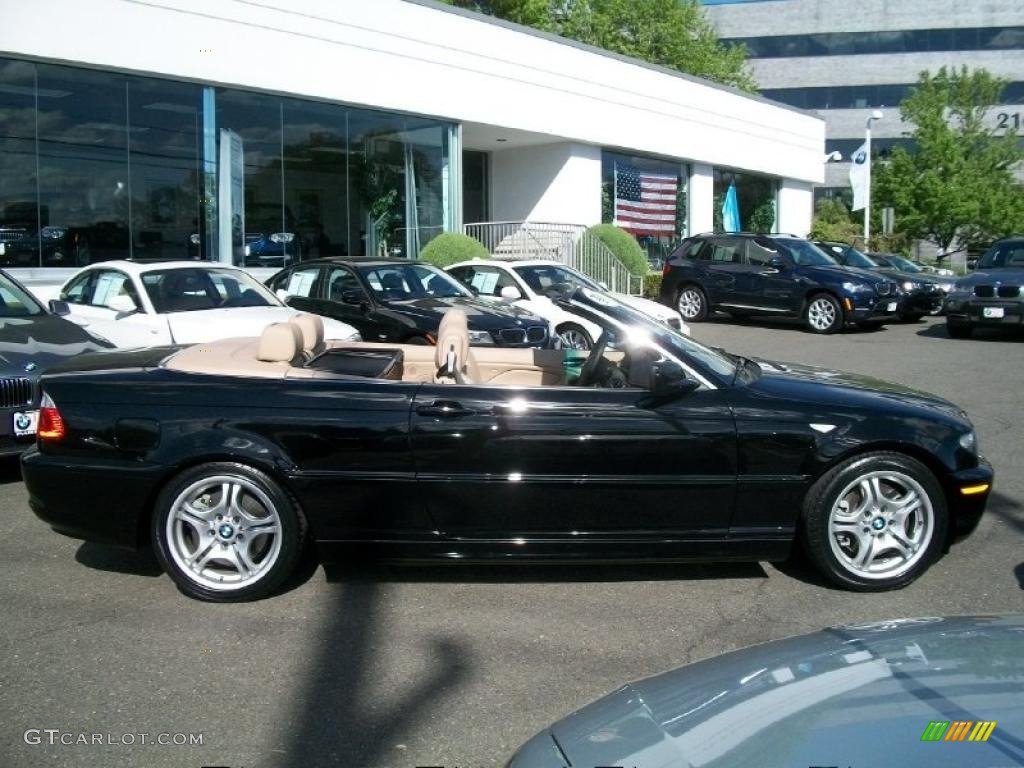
[
  {"x1": 807, "y1": 297, "x2": 837, "y2": 331},
  {"x1": 165, "y1": 475, "x2": 283, "y2": 592},
  {"x1": 827, "y1": 470, "x2": 934, "y2": 580},
  {"x1": 677, "y1": 288, "x2": 703, "y2": 320},
  {"x1": 558, "y1": 328, "x2": 591, "y2": 350}
]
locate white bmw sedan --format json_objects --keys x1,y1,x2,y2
[
  {"x1": 446, "y1": 259, "x2": 688, "y2": 349},
  {"x1": 53, "y1": 261, "x2": 360, "y2": 348}
]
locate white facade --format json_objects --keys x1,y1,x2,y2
[{"x1": 1, "y1": 0, "x2": 823, "y2": 284}]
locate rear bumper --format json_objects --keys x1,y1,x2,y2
[{"x1": 21, "y1": 447, "x2": 163, "y2": 549}]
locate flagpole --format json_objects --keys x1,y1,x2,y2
[
  {"x1": 864, "y1": 110, "x2": 883, "y2": 246},
  {"x1": 612, "y1": 163, "x2": 618, "y2": 226}
]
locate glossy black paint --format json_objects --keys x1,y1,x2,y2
[
  {"x1": 946, "y1": 239, "x2": 1024, "y2": 330},
  {"x1": 660, "y1": 234, "x2": 901, "y2": 325},
  {"x1": 22, "y1": 305, "x2": 991, "y2": 565},
  {"x1": 0, "y1": 270, "x2": 111, "y2": 455},
  {"x1": 266, "y1": 257, "x2": 550, "y2": 347}
]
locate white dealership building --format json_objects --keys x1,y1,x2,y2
[{"x1": 0, "y1": 0, "x2": 823, "y2": 287}]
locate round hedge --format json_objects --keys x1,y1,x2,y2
[
  {"x1": 588, "y1": 224, "x2": 647, "y2": 278},
  {"x1": 418, "y1": 232, "x2": 489, "y2": 268}
]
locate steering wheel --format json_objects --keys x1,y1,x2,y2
[{"x1": 575, "y1": 329, "x2": 610, "y2": 387}]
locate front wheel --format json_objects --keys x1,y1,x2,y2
[
  {"x1": 556, "y1": 323, "x2": 593, "y2": 350},
  {"x1": 804, "y1": 294, "x2": 843, "y2": 334},
  {"x1": 676, "y1": 285, "x2": 708, "y2": 322},
  {"x1": 801, "y1": 452, "x2": 947, "y2": 591},
  {"x1": 152, "y1": 462, "x2": 307, "y2": 602}
]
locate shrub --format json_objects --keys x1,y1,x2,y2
[
  {"x1": 588, "y1": 224, "x2": 647, "y2": 278},
  {"x1": 643, "y1": 272, "x2": 663, "y2": 300},
  {"x1": 417, "y1": 232, "x2": 489, "y2": 268}
]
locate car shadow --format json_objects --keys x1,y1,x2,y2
[
  {"x1": 918, "y1": 323, "x2": 1024, "y2": 341},
  {"x1": 987, "y1": 490, "x2": 1024, "y2": 535},
  {"x1": 706, "y1": 314, "x2": 888, "y2": 335},
  {"x1": 1015, "y1": 562, "x2": 1024, "y2": 590},
  {"x1": 279, "y1": 577, "x2": 472, "y2": 767},
  {"x1": 322, "y1": 558, "x2": 768, "y2": 586},
  {"x1": 74, "y1": 541, "x2": 164, "y2": 577},
  {"x1": 0, "y1": 456, "x2": 22, "y2": 484}
]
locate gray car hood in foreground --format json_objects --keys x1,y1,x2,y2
[{"x1": 510, "y1": 615, "x2": 1024, "y2": 768}]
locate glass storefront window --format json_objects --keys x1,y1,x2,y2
[
  {"x1": 601, "y1": 150, "x2": 687, "y2": 270},
  {"x1": 0, "y1": 56, "x2": 454, "y2": 269},
  {"x1": 713, "y1": 169, "x2": 777, "y2": 233}
]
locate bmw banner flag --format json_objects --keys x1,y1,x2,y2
[{"x1": 849, "y1": 141, "x2": 869, "y2": 211}]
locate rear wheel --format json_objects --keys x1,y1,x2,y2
[
  {"x1": 804, "y1": 294, "x2": 843, "y2": 334},
  {"x1": 556, "y1": 323, "x2": 593, "y2": 350},
  {"x1": 801, "y1": 452, "x2": 947, "y2": 591},
  {"x1": 676, "y1": 285, "x2": 708, "y2": 322},
  {"x1": 946, "y1": 320, "x2": 972, "y2": 339},
  {"x1": 152, "y1": 462, "x2": 306, "y2": 602}
]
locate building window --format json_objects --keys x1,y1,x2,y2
[
  {"x1": 0, "y1": 56, "x2": 454, "y2": 268},
  {"x1": 764, "y1": 82, "x2": 1024, "y2": 111},
  {"x1": 713, "y1": 169, "x2": 777, "y2": 233},
  {"x1": 601, "y1": 150, "x2": 687, "y2": 268},
  {"x1": 462, "y1": 150, "x2": 489, "y2": 225}
]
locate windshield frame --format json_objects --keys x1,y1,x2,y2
[
  {"x1": 142, "y1": 267, "x2": 283, "y2": 314},
  {"x1": 0, "y1": 270, "x2": 46, "y2": 317},
  {"x1": 881, "y1": 254, "x2": 922, "y2": 273}
]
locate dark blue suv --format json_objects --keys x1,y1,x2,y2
[{"x1": 659, "y1": 233, "x2": 900, "y2": 333}]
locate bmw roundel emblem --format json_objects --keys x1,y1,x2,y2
[
  {"x1": 15, "y1": 413, "x2": 31, "y2": 430},
  {"x1": 23, "y1": 362, "x2": 37, "y2": 372},
  {"x1": 854, "y1": 150, "x2": 867, "y2": 164},
  {"x1": 218, "y1": 523, "x2": 235, "y2": 539}
]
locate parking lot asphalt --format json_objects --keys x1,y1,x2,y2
[{"x1": 1, "y1": 316, "x2": 1022, "y2": 768}]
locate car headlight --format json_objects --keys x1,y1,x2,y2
[
  {"x1": 938, "y1": 283, "x2": 953, "y2": 293},
  {"x1": 345, "y1": 330, "x2": 362, "y2": 342},
  {"x1": 269, "y1": 232, "x2": 295, "y2": 244},
  {"x1": 468, "y1": 330, "x2": 495, "y2": 345},
  {"x1": 901, "y1": 280, "x2": 918, "y2": 292},
  {"x1": 842, "y1": 281, "x2": 872, "y2": 293},
  {"x1": 41, "y1": 226, "x2": 66, "y2": 240},
  {"x1": 959, "y1": 430, "x2": 977, "y2": 453}
]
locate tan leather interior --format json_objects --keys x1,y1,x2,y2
[
  {"x1": 257, "y1": 323, "x2": 304, "y2": 366},
  {"x1": 434, "y1": 309, "x2": 474, "y2": 383},
  {"x1": 291, "y1": 314, "x2": 325, "y2": 359},
  {"x1": 165, "y1": 333, "x2": 571, "y2": 387}
]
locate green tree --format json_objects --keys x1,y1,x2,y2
[
  {"x1": 438, "y1": 0, "x2": 754, "y2": 91},
  {"x1": 809, "y1": 198, "x2": 861, "y2": 244},
  {"x1": 873, "y1": 66, "x2": 1024, "y2": 259}
]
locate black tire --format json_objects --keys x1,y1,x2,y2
[
  {"x1": 555, "y1": 323, "x2": 593, "y2": 350},
  {"x1": 803, "y1": 293, "x2": 843, "y2": 334},
  {"x1": 946, "y1": 320, "x2": 972, "y2": 339},
  {"x1": 151, "y1": 462, "x2": 307, "y2": 602},
  {"x1": 675, "y1": 284, "x2": 708, "y2": 322},
  {"x1": 899, "y1": 312, "x2": 924, "y2": 323},
  {"x1": 801, "y1": 452, "x2": 947, "y2": 591}
]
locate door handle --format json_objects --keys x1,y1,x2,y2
[
  {"x1": 758, "y1": 269, "x2": 779, "y2": 275},
  {"x1": 415, "y1": 400, "x2": 473, "y2": 418}
]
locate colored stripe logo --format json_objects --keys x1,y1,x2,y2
[{"x1": 921, "y1": 721, "x2": 997, "y2": 742}]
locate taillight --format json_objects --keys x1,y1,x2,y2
[
  {"x1": 662, "y1": 261, "x2": 671, "y2": 277},
  {"x1": 37, "y1": 392, "x2": 65, "y2": 442}
]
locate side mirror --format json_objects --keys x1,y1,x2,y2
[
  {"x1": 340, "y1": 290, "x2": 364, "y2": 306},
  {"x1": 49, "y1": 299, "x2": 70, "y2": 316},
  {"x1": 499, "y1": 285, "x2": 522, "y2": 301},
  {"x1": 649, "y1": 360, "x2": 700, "y2": 399},
  {"x1": 768, "y1": 256, "x2": 786, "y2": 270},
  {"x1": 107, "y1": 293, "x2": 139, "y2": 316}
]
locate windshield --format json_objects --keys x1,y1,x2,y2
[
  {"x1": 0, "y1": 272, "x2": 44, "y2": 317},
  {"x1": 977, "y1": 241, "x2": 1024, "y2": 270},
  {"x1": 142, "y1": 268, "x2": 278, "y2": 313},
  {"x1": 837, "y1": 245, "x2": 878, "y2": 269},
  {"x1": 563, "y1": 288, "x2": 737, "y2": 383},
  {"x1": 883, "y1": 254, "x2": 921, "y2": 272},
  {"x1": 776, "y1": 238, "x2": 838, "y2": 267},
  {"x1": 360, "y1": 264, "x2": 471, "y2": 301},
  {"x1": 514, "y1": 263, "x2": 601, "y2": 294}
]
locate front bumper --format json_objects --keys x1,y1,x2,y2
[
  {"x1": 844, "y1": 294, "x2": 900, "y2": 323},
  {"x1": 899, "y1": 289, "x2": 943, "y2": 315},
  {"x1": 945, "y1": 298, "x2": 1024, "y2": 327},
  {"x1": 947, "y1": 455, "x2": 994, "y2": 540}
]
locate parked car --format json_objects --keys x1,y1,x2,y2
[
  {"x1": 0, "y1": 269, "x2": 111, "y2": 455},
  {"x1": 660, "y1": 233, "x2": 900, "y2": 333},
  {"x1": 871, "y1": 252, "x2": 958, "y2": 294},
  {"x1": 268, "y1": 258, "x2": 550, "y2": 348},
  {"x1": 944, "y1": 237, "x2": 1024, "y2": 338},
  {"x1": 446, "y1": 259, "x2": 688, "y2": 350},
  {"x1": 815, "y1": 241, "x2": 946, "y2": 321},
  {"x1": 508, "y1": 615, "x2": 1024, "y2": 768},
  {"x1": 23, "y1": 287, "x2": 990, "y2": 600},
  {"x1": 54, "y1": 260, "x2": 360, "y2": 348}
]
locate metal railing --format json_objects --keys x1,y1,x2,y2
[{"x1": 463, "y1": 221, "x2": 640, "y2": 295}]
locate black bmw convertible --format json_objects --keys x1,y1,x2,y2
[{"x1": 22, "y1": 288, "x2": 992, "y2": 601}]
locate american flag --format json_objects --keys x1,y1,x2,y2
[{"x1": 613, "y1": 165, "x2": 678, "y2": 236}]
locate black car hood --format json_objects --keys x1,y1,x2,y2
[
  {"x1": 747, "y1": 358, "x2": 966, "y2": 423},
  {"x1": 0, "y1": 315, "x2": 110, "y2": 378},
  {"x1": 520, "y1": 615, "x2": 1024, "y2": 768},
  {"x1": 798, "y1": 263, "x2": 891, "y2": 286},
  {"x1": 955, "y1": 267, "x2": 1024, "y2": 288},
  {"x1": 381, "y1": 296, "x2": 545, "y2": 330}
]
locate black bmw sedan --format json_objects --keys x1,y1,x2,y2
[
  {"x1": 267, "y1": 257, "x2": 550, "y2": 347},
  {"x1": 0, "y1": 269, "x2": 110, "y2": 455},
  {"x1": 22, "y1": 289, "x2": 991, "y2": 601}
]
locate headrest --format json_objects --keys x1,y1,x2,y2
[
  {"x1": 291, "y1": 313, "x2": 325, "y2": 354},
  {"x1": 435, "y1": 309, "x2": 470, "y2": 371},
  {"x1": 257, "y1": 322, "x2": 303, "y2": 364}
]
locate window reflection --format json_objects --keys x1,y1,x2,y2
[
  {"x1": 0, "y1": 59, "x2": 39, "y2": 267},
  {"x1": 713, "y1": 170, "x2": 777, "y2": 234}
]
